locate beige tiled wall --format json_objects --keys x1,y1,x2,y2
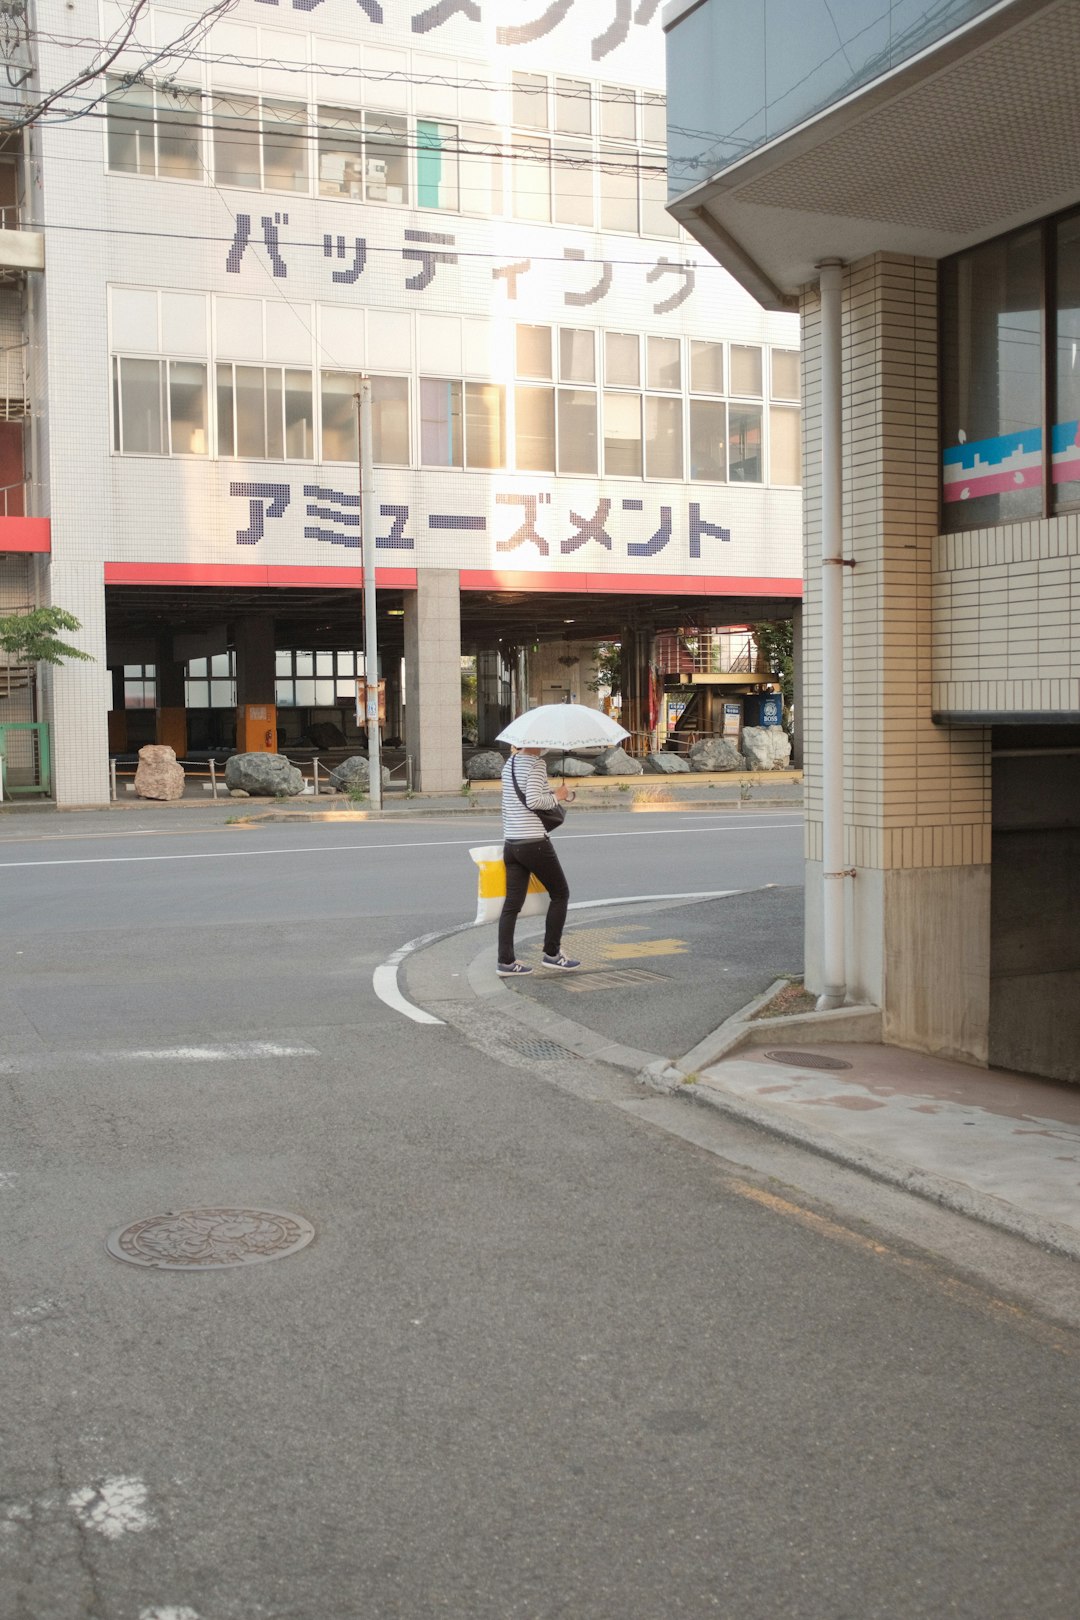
[{"x1": 404, "y1": 568, "x2": 464, "y2": 793}]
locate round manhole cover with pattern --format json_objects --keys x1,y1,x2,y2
[
  {"x1": 106, "y1": 1208, "x2": 315, "y2": 1270},
  {"x1": 763, "y1": 1050, "x2": 853, "y2": 1072}
]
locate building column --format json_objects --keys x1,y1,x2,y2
[
  {"x1": 233, "y1": 615, "x2": 277, "y2": 753},
  {"x1": 107, "y1": 664, "x2": 128, "y2": 755},
  {"x1": 791, "y1": 602, "x2": 803, "y2": 769},
  {"x1": 155, "y1": 635, "x2": 187, "y2": 758},
  {"x1": 801, "y1": 255, "x2": 991, "y2": 1062},
  {"x1": 45, "y1": 558, "x2": 110, "y2": 805},
  {"x1": 404, "y1": 569, "x2": 462, "y2": 791},
  {"x1": 476, "y1": 646, "x2": 509, "y2": 744}
]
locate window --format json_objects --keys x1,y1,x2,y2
[
  {"x1": 553, "y1": 139, "x2": 594, "y2": 228},
  {"x1": 601, "y1": 85, "x2": 635, "y2": 141},
  {"x1": 417, "y1": 120, "x2": 459, "y2": 211},
  {"x1": 465, "y1": 383, "x2": 506, "y2": 468},
  {"x1": 1056, "y1": 214, "x2": 1080, "y2": 509},
  {"x1": 318, "y1": 106, "x2": 364, "y2": 199},
  {"x1": 107, "y1": 80, "x2": 201, "y2": 181},
  {"x1": 262, "y1": 101, "x2": 308, "y2": 193},
  {"x1": 420, "y1": 377, "x2": 463, "y2": 467},
  {"x1": 364, "y1": 112, "x2": 410, "y2": 204},
  {"x1": 515, "y1": 387, "x2": 555, "y2": 471},
  {"x1": 605, "y1": 332, "x2": 639, "y2": 388},
  {"x1": 645, "y1": 395, "x2": 683, "y2": 479},
  {"x1": 641, "y1": 93, "x2": 666, "y2": 148},
  {"x1": 690, "y1": 399, "x2": 726, "y2": 482},
  {"x1": 599, "y1": 145, "x2": 637, "y2": 232},
  {"x1": 212, "y1": 96, "x2": 307, "y2": 192},
  {"x1": 647, "y1": 336, "x2": 681, "y2": 391},
  {"x1": 691, "y1": 341, "x2": 724, "y2": 395},
  {"x1": 516, "y1": 325, "x2": 552, "y2": 380},
  {"x1": 216, "y1": 365, "x2": 313, "y2": 460},
  {"x1": 186, "y1": 653, "x2": 236, "y2": 710},
  {"x1": 113, "y1": 357, "x2": 208, "y2": 456},
  {"x1": 124, "y1": 663, "x2": 156, "y2": 710},
  {"x1": 460, "y1": 125, "x2": 502, "y2": 216},
  {"x1": 513, "y1": 71, "x2": 548, "y2": 129},
  {"x1": 772, "y1": 349, "x2": 801, "y2": 401},
  {"x1": 512, "y1": 133, "x2": 550, "y2": 221},
  {"x1": 557, "y1": 390, "x2": 597, "y2": 475},
  {"x1": 640, "y1": 156, "x2": 678, "y2": 239},
  {"x1": 770, "y1": 406, "x2": 801, "y2": 486},
  {"x1": 560, "y1": 329, "x2": 595, "y2": 384},
  {"x1": 320, "y1": 373, "x2": 409, "y2": 465},
  {"x1": 555, "y1": 77, "x2": 591, "y2": 136},
  {"x1": 730, "y1": 344, "x2": 763, "y2": 396},
  {"x1": 604, "y1": 392, "x2": 642, "y2": 476},
  {"x1": 729, "y1": 403, "x2": 762, "y2": 482}
]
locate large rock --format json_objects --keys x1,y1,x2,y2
[
  {"x1": 742, "y1": 725, "x2": 793, "y2": 771},
  {"x1": 224, "y1": 752, "x2": 304, "y2": 797},
  {"x1": 592, "y1": 745, "x2": 644, "y2": 776},
  {"x1": 688, "y1": 736, "x2": 744, "y2": 772},
  {"x1": 643, "y1": 750, "x2": 691, "y2": 774},
  {"x1": 134, "y1": 744, "x2": 185, "y2": 801},
  {"x1": 465, "y1": 750, "x2": 505, "y2": 780},
  {"x1": 543, "y1": 754, "x2": 596, "y2": 777},
  {"x1": 328, "y1": 754, "x2": 390, "y2": 793}
]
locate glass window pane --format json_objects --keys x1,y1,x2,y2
[
  {"x1": 558, "y1": 389, "x2": 597, "y2": 475},
  {"x1": 560, "y1": 329, "x2": 595, "y2": 385},
  {"x1": 552, "y1": 139, "x2": 593, "y2": 228},
  {"x1": 275, "y1": 681, "x2": 295, "y2": 707},
  {"x1": 119, "y1": 357, "x2": 164, "y2": 454},
  {"x1": 321, "y1": 371, "x2": 358, "y2": 462},
  {"x1": 169, "y1": 361, "x2": 207, "y2": 455},
  {"x1": 772, "y1": 348, "x2": 801, "y2": 401},
  {"x1": 318, "y1": 105, "x2": 364, "y2": 199},
  {"x1": 210, "y1": 680, "x2": 235, "y2": 708},
  {"x1": 315, "y1": 680, "x2": 335, "y2": 706},
  {"x1": 158, "y1": 87, "x2": 201, "y2": 181},
  {"x1": 189, "y1": 658, "x2": 208, "y2": 678},
  {"x1": 336, "y1": 651, "x2": 356, "y2": 676},
  {"x1": 555, "y1": 77, "x2": 590, "y2": 135},
  {"x1": 112, "y1": 356, "x2": 121, "y2": 450},
  {"x1": 295, "y1": 652, "x2": 314, "y2": 676},
  {"x1": 107, "y1": 80, "x2": 155, "y2": 175},
  {"x1": 647, "y1": 336, "x2": 681, "y2": 391},
  {"x1": 730, "y1": 344, "x2": 763, "y2": 396},
  {"x1": 512, "y1": 134, "x2": 550, "y2": 222},
  {"x1": 691, "y1": 341, "x2": 724, "y2": 395},
  {"x1": 216, "y1": 363, "x2": 235, "y2": 457},
  {"x1": 605, "y1": 332, "x2": 639, "y2": 388},
  {"x1": 690, "y1": 399, "x2": 726, "y2": 482},
  {"x1": 417, "y1": 119, "x2": 459, "y2": 211},
  {"x1": 365, "y1": 112, "x2": 409, "y2": 204},
  {"x1": 645, "y1": 395, "x2": 683, "y2": 479},
  {"x1": 641, "y1": 162, "x2": 678, "y2": 239},
  {"x1": 295, "y1": 680, "x2": 317, "y2": 706},
  {"x1": 236, "y1": 366, "x2": 268, "y2": 459},
  {"x1": 420, "y1": 377, "x2": 463, "y2": 466},
  {"x1": 265, "y1": 368, "x2": 284, "y2": 460},
  {"x1": 210, "y1": 653, "x2": 231, "y2": 677},
  {"x1": 599, "y1": 145, "x2": 637, "y2": 232},
  {"x1": 515, "y1": 386, "x2": 555, "y2": 472},
  {"x1": 212, "y1": 94, "x2": 261, "y2": 189},
  {"x1": 641, "y1": 92, "x2": 666, "y2": 147},
  {"x1": 1054, "y1": 213, "x2": 1080, "y2": 510},
  {"x1": 372, "y1": 375, "x2": 409, "y2": 465},
  {"x1": 770, "y1": 405, "x2": 802, "y2": 486},
  {"x1": 601, "y1": 85, "x2": 635, "y2": 141},
  {"x1": 729, "y1": 403, "x2": 763, "y2": 482},
  {"x1": 262, "y1": 100, "x2": 308, "y2": 193},
  {"x1": 465, "y1": 382, "x2": 505, "y2": 469},
  {"x1": 461, "y1": 124, "x2": 502, "y2": 215},
  {"x1": 185, "y1": 680, "x2": 208, "y2": 707},
  {"x1": 276, "y1": 651, "x2": 292, "y2": 676},
  {"x1": 285, "y1": 369, "x2": 313, "y2": 459},
  {"x1": 513, "y1": 71, "x2": 547, "y2": 129},
  {"x1": 516, "y1": 325, "x2": 552, "y2": 380},
  {"x1": 603, "y1": 392, "x2": 641, "y2": 477},
  {"x1": 941, "y1": 227, "x2": 1043, "y2": 528}
]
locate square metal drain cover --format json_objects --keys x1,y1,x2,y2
[{"x1": 499, "y1": 1035, "x2": 577, "y2": 1062}]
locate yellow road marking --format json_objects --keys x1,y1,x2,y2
[{"x1": 602, "y1": 938, "x2": 689, "y2": 959}]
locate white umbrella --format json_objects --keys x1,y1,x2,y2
[{"x1": 496, "y1": 704, "x2": 629, "y2": 751}]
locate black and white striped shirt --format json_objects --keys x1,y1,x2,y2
[{"x1": 501, "y1": 753, "x2": 558, "y2": 841}]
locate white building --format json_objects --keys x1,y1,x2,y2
[{"x1": 1, "y1": 0, "x2": 801, "y2": 802}]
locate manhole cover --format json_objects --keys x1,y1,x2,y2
[
  {"x1": 763, "y1": 1050, "x2": 853, "y2": 1072},
  {"x1": 106, "y1": 1208, "x2": 315, "y2": 1271}
]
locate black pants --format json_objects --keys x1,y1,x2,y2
[{"x1": 498, "y1": 837, "x2": 570, "y2": 964}]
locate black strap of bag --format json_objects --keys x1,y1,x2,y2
[{"x1": 511, "y1": 757, "x2": 565, "y2": 833}]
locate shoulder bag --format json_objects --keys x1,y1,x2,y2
[{"x1": 511, "y1": 757, "x2": 565, "y2": 833}]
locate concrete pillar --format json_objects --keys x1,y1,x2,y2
[
  {"x1": 383, "y1": 659, "x2": 403, "y2": 742},
  {"x1": 233, "y1": 615, "x2": 277, "y2": 753},
  {"x1": 107, "y1": 665, "x2": 128, "y2": 754},
  {"x1": 476, "y1": 647, "x2": 509, "y2": 744},
  {"x1": 404, "y1": 569, "x2": 462, "y2": 792},
  {"x1": 155, "y1": 636, "x2": 188, "y2": 758},
  {"x1": 619, "y1": 626, "x2": 652, "y2": 751}
]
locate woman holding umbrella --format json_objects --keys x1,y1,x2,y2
[{"x1": 494, "y1": 703, "x2": 630, "y2": 978}]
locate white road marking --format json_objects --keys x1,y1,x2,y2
[
  {"x1": 69, "y1": 1477, "x2": 155, "y2": 1540},
  {"x1": 141, "y1": 1609, "x2": 201, "y2": 1620},
  {"x1": 108, "y1": 1042, "x2": 318, "y2": 1063},
  {"x1": 0, "y1": 819, "x2": 802, "y2": 870},
  {"x1": 373, "y1": 890, "x2": 744, "y2": 1027}
]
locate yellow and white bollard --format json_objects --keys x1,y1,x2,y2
[{"x1": 470, "y1": 845, "x2": 548, "y2": 924}]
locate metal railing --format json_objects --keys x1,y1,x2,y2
[
  {"x1": 0, "y1": 721, "x2": 51, "y2": 798},
  {"x1": 109, "y1": 751, "x2": 415, "y2": 801},
  {"x1": 0, "y1": 205, "x2": 20, "y2": 232},
  {"x1": 0, "y1": 479, "x2": 27, "y2": 516}
]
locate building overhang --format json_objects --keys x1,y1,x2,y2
[
  {"x1": 0, "y1": 518, "x2": 50, "y2": 552},
  {"x1": 0, "y1": 228, "x2": 43, "y2": 274},
  {"x1": 666, "y1": 0, "x2": 1080, "y2": 308}
]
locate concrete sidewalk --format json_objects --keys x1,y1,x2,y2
[{"x1": 402, "y1": 890, "x2": 1080, "y2": 1262}]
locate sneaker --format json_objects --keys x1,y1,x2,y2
[
  {"x1": 496, "y1": 960, "x2": 533, "y2": 977},
  {"x1": 541, "y1": 952, "x2": 581, "y2": 971}
]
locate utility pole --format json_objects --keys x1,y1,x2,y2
[{"x1": 357, "y1": 379, "x2": 383, "y2": 811}]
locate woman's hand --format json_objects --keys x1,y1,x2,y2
[{"x1": 555, "y1": 783, "x2": 572, "y2": 802}]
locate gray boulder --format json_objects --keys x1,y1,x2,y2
[
  {"x1": 741, "y1": 725, "x2": 793, "y2": 771},
  {"x1": 592, "y1": 745, "x2": 644, "y2": 776},
  {"x1": 328, "y1": 754, "x2": 390, "y2": 793},
  {"x1": 688, "y1": 737, "x2": 744, "y2": 773},
  {"x1": 465, "y1": 750, "x2": 505, "y2": 780},
  {"x1": 543, "y1": 754, "x2": 596, "y2": 777},
  {"x1": 643, "y1": 750, "x2": 691, "y2": 774},
  {"x1": 224, "y1": 752, "x2": 304, "y2": 796}
]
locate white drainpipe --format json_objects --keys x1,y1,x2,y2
[{"x1": 817, "y1": 260, "x2": 847, "y2": 1011}]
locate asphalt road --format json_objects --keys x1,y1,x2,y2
[{"x1": 1, "y1": 807, "x2": 1078, "y2": 1620}]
